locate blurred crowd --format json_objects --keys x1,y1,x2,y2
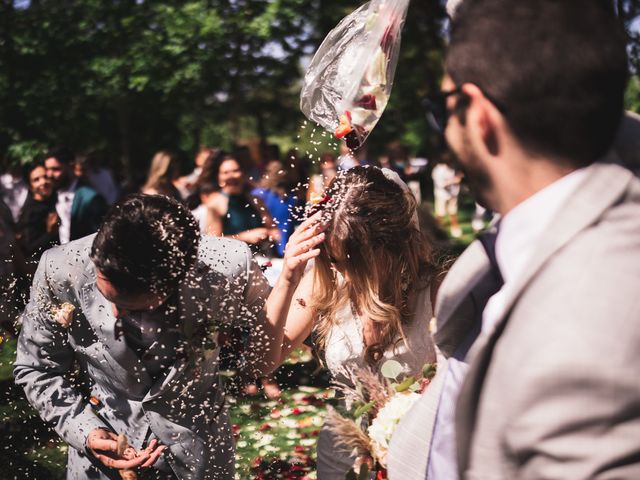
[{"x1": 0, "y1": 141, "x2": 472, "y2": 334}]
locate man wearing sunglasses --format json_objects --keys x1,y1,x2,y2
[{"x1": 390, "y1": 0, "x2": 640, "y2": 479}]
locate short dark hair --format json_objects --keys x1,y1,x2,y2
[
  {"x1": 90, "y1": 194, "x2": 200, "y2": 295},
  {"x1": 45, "y1": 146, "x2": 76, "y2": 165},
  {"x1": 446, "y1": 0, "x2": 628, "y2": 166}
]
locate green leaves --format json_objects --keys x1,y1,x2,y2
[
  {"x1": 393, "y1": 376, "x2": 415, "y2": 393},
  {"x1": 0, "y1": 0, "x2": 451, "y2": 171},
  {"x1": 380, "y1": 359, "x2": 404, "y2": 380},
  {"x1": 353, "y1": 400, "x2": 376, "y2": 419},
  {"x1": 422, "y1": 363, "x2": 437, "y2": 380}
]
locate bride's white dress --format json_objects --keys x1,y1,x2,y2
[{"x1": 315, "y1": 280, "x2": 436, "y2": 479}]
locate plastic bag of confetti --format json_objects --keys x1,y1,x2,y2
[{"x1": 300, "y1": 0, "x2": 410, "y2": 150}]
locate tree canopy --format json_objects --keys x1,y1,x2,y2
[{"x1": 0, "y1": 0, "x2": 638, "y2": 182}]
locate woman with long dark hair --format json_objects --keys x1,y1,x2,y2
[{"x1": 195, "y1": 151, "x2": 279, "y2": 250}]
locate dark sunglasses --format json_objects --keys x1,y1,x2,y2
[
  {"x1": 424, "y1": 85, "x2": 507, "y2": 135},
  {"x1": 423, "y1": 87, "x2": 464, "y2": 135}
]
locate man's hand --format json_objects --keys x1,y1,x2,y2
[
  {"x1": 46, "y1": 212, "x2": 60, "y2": 233},
  {"x1": 87, "y1": 428, "x2": 166, "y2": 470}
]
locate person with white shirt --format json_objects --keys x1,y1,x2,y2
[
  {"x1": 432, "y1": 154, "x2": 463, "y2": 238},
  {"x1": 0, "y1": 162, "x2": 28, "y2": 223},
  {"x1": 44, "y1": 146, "x2": 107, "y2": 244},
  {"x1": 389, "y1": 1, "x2": 640, "y2": 479}
]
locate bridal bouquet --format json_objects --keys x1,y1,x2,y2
[{"x1": 326, "y1": 360, "x2": 437, "y2": 479}]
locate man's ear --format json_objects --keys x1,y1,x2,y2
[{"x1": 461, "y1": 83, "x2": 502, "y2": 158}]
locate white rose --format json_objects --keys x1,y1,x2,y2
[{"x1": 367, "y1": 391, "x2": 421, "y2": 466}]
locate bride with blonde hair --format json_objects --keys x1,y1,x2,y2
[{"x1": 270, "y1": 165, "x2": 441, "y2": 478}]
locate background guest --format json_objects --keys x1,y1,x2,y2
[
  {"x1": 17, "y1": 160, "x2": 59, "y2": 263},
  {"x1": 432, "y1": 152, "x2": 463, "y2": 238},
  {"x1": 308, "y1": 152, "x2": 337, "y2": 202},
  {"x1": 0, "y1": 196, "x2": 25, "y2": 331},
  {"x1": 252, "y1": 160, "x2": 297, "y2": 257},
  {"x1": 141, "y1": 150, "x2": 183, "y2": 201},
  {"x1": 74, "y1": 152, "x2": 120, "y2": 206},
  {"x1": 336, "y1": 142, "x2": 359, "y2": 171},
  {"x1": 0, "y1": 157, "x2": 28, "y2": 223},
  {"x1": 44, "y1": 146, "x2": 107, "y2": 243},
  {"x1": 190, "y1": 181, "x2": 219, "y2": 235},
  {"x1": 284, "y1": 148, "x2": 310, "y2": 203},
  {"x1": 196, "y1": 151, "x2": 279, "y2": 253},
  {"x1": 176, "y1": 146, "x2": 217, "y2": 200}
]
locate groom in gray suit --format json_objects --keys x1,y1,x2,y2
[
  {"x1": 389, "y1": 1, "x2": 640, "y2": 479},
  {"x1": 14, "y1": 194, "x2": 274, "y2": 479}
]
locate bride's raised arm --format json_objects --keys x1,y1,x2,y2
[{"x1": 252, "y1": 212, "x2": 325, "y2": 374}]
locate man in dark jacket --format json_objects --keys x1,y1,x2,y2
[{"x1": 44, "y1": 146, "x2": 107, "y2": 243}]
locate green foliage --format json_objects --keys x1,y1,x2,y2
[
  {"x1": 0, "y1": 0, "x2": 315, "y2": 180},
  {"x1": 353, "y1": 400, "x2": 376, "y2": 419},
  {"x1": 6, "y1": 139, "x2": 46, "y2": 166},
  {"x1": 0, "y1": 337, "x2": 17, "y2": 380},
  {"x1": 625, "y1": 75, "x2": 640, "y2": 112},
  {"x1": 380, "y1": 359, "x2": 404, "y2": 380}
]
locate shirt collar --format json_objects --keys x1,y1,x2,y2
[
  {"x1": 495, "y1": 166, "x2": 590, "y2": 285},
  {"x1": 59, "y1": 177, "x2": 79, "y2": 195}
]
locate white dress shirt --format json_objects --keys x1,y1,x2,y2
[
  {"x1": 482, "y1": 167, "x2": 588, "y2": 335},
  {"x1": 428, "y1": 166, "x2": 589, "y2": 479},
  {"x1": 0, "y1": 173, "x2": 28, "y2": 222},
  {"x1": 55, "y1": 178, "x2": 78, "y2": 244}
]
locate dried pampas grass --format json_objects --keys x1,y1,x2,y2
[{"x1": 324, "y1": 406, "x2": 373, "y2": 459}]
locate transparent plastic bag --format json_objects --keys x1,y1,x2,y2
[{"x1": 300, "y1": 0, "x2": 411, "y2": 150}]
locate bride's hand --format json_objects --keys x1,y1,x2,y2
[{"x1": 281, "y1": 212, "x2": 326, "y2": 285}]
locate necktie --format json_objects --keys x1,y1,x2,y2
[
  {"x1": 478, "y1": 224, "x2": 503, "y2": 289},
  {"x1": 120, "y1": 314, "x2": 147, "y2": 358}
]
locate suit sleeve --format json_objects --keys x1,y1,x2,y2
[
  {"x1": 13, "y1": 250, "x2": 109, "y2": 452},
  {"x1": 502, "y1": 291, "x2": 640, "y2": 478},
  {"x1": 238, "y1": 244, "x2": 272, "y2": 374},
  {"x1": 243, "y1": 244, "x2": 271, "y2": 315}
]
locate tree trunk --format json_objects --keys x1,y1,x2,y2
[
  {"x1": 116, "y1": 99, "x2": 133, "y2": 184},
  {"x1": 255, "y1": 109, "x2": 268, "y2": 164}
]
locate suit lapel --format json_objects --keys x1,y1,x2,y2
[
  {"x1": 434, "y1": 240, "x2": 493, "y2": 357},
  {"x1": 143, "y1": 263, "x2": 217, "y2": 401},
  {"x1": 80, "y1": 279, "x2": 153, "y2": 393},
  {"x1": 455, "y1": 161, "x2": 635, "y2": 474}
]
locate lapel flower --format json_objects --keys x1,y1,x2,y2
[{"x1": 52, "y1": 303, "x2": 75, "y2": 328}]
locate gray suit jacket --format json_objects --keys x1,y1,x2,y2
[
  {"x1": 456, "y1": 161, "x2": 640, "y2": 479},
  {"x1": 389, "y1": 160, "x2": 640, "y2": 479},
  {"x1": 388, "y1": 113, "x2": 640, "y2": 480},
  {"x1": 14, "y1": 234, "x2": 270, "y2": 480}
]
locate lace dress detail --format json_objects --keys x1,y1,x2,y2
[{"x1": 316, "y1": 282, "x2": 436, "y2": 479}]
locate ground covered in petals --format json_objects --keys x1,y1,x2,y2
[{"x1": 0, "y1": 339, "x2": 331, "y2": 480}]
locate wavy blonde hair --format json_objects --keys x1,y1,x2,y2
[
  {"x1": 312, "y1": 166, "x2": 438, "y2": 365},
  {"x1": 143, "y1": 150, "x2": 180, "y2": 195}
]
